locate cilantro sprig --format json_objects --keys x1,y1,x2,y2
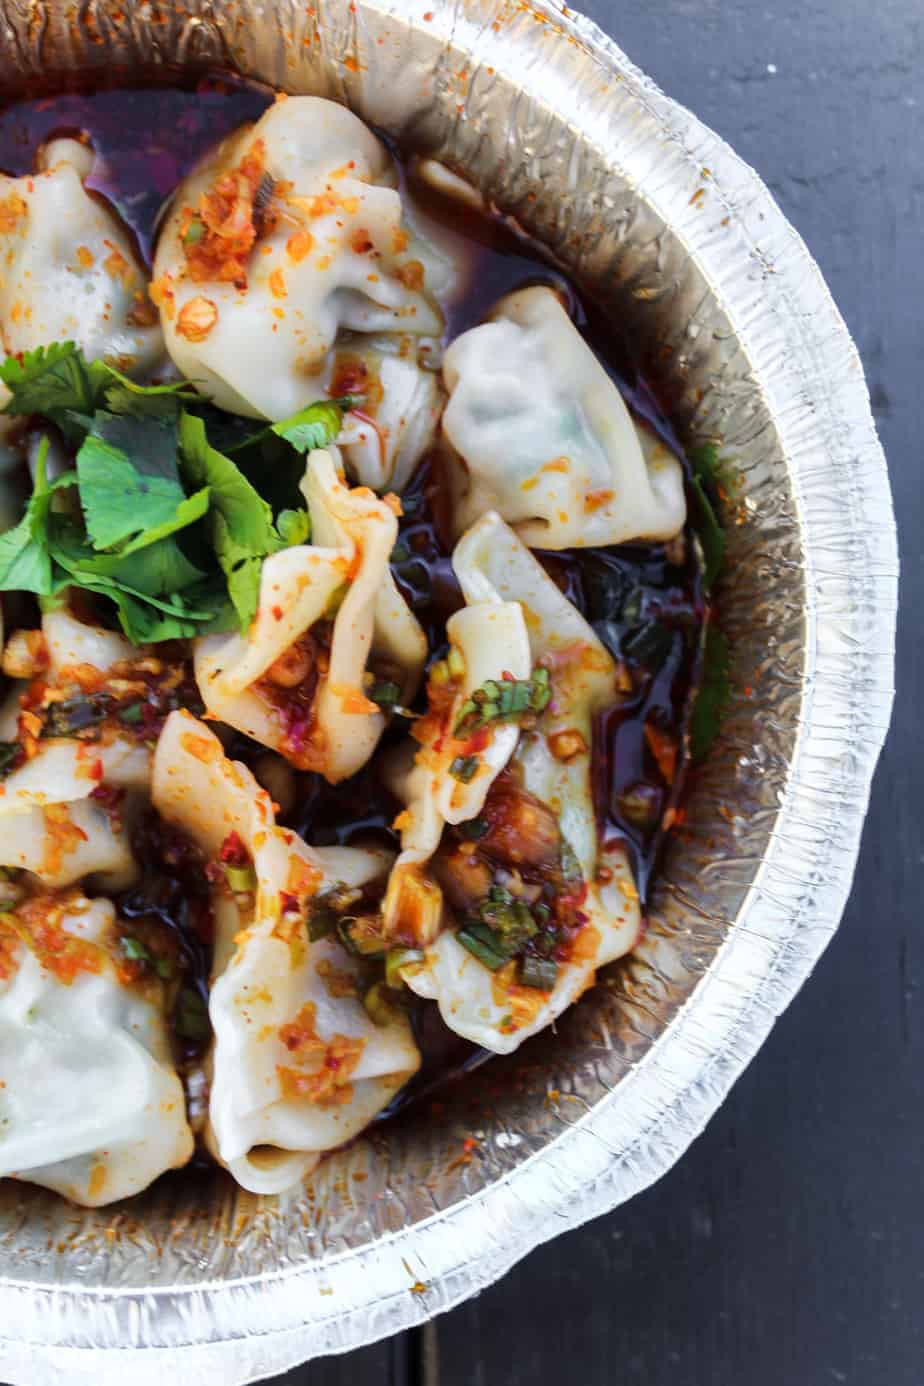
[
  {"x1": 0, "y1": 343, "x2": 350, "y2": 643},
  {"x1": 688, "y1": 442, "x2": 727, "y2": 592},
  {"x1": 690, "y1": 624, "x2": 731, "y2": 763}
]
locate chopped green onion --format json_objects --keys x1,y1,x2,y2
[
  {"x1": 117, "y1": 702, "x2": 145, "y2": 725},
  {"x1": 453, "y1": 667, "x2": 552, "y2": 737},
  {"x1": 306, "y1": 901, "x2": 335, "y2": 941},
  {"x1": 363, "y1": 981, "x2": 399, "y2": 1027},
  {"x1": 480, "y1": 888, "x2": 538, "y2": 951},
  {"x1": 457, "y1": 817, "x2": 488, "y2": 841},
  {"x1": 450, "y1": 755, "x2": 479, "y2": 784},
  {"x1": 155, "y1": 957, "x2": 174, "y2": 981},
  {"x1": 175, "y1": 986, "x2": 210, "y2": 1041},
  {"x1": 519, "y1": 955, "x2": 558, "y2": 990},
  {"x1": 121, "y1": 936, "x2": 152, "y2": 963},
  {"x1": 457, "y1": 922, "x2": 507, "y2": 971},
  {"x1": 42, "y1": 694, "x2": 113, "y2": 738},
  {"x1": 183, "y1": 216, "x2": 205, "y2": 246},
  {"x1": 370, "y1": 680, "x2": 401, "y2": 710},
  {"x1": 337, "y1": 915, "x2": 387, "y2": 959},
  {"x1": 385, "y1": 947, "x2": 425, "y2": 989},
  {"x1": 0, "y1": 742, "x2": 21, "y2": 780},
  {"x1": 224, "y1": 862, "x2": 257, "y2": 893},
  {"x1": 307, "y1": 882, "x2": 363, "y2": 941}
]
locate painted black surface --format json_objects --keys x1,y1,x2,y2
[{"x1": 261, "y1": 1, "x2": 917, "y2": 1383}]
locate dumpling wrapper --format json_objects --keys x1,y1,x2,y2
[
  {"x1": 441, "y1": 285, "x2": 686, "y2": 548},
  {"x1": 0, "y1": 612, "x2": 147, "y2": 886},
  {"x1": 153, "y1": 96, "x2": 442, "y2": 420},
  {"x1": 195, "y1": 448, "x2": 426, "y2": 783},
  {"x1": 332, "y1": 334, "x2": 443, "y2": 492},
  {"x1": 381, "y1": 599, "x2": 531, "y2": 944},
  {"x1": 403, "y1": 512, "x2": 642, "y2": 1055},
  {"x1": 152, "y1": 711, "x2": 420, "y2": 1196},
  {"x1": 0, "y1": 894, "x2": 192, "y2": 1205},
  {"x1": 0, "y1": 138, "x2": 163, "y2": 376}
]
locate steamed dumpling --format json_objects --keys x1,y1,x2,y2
[
  {"x1": 152, "y1": 96, "x2": 444, "y2": 489},
  {"x1": 0, "y1": 892, "x2": 192, "y2": 1205},
  {"x1": 152, "y1": 711, "x2": 420, "y2": 1195},
  {"x1": 397, "y1": 512, "x2": 642, "y2": 1055},
  {"x1": 194, "y1": 448, "x2": 426, "y2": 783},
  {"x1": 0, "y1": 138, "x2": 164, "y2": 375},
  {"x1": 381, "y1": 599, "x2": 532, "y2": 945},
  {"x1": 441, "y1": 286, "x2": 687, "y2": 547},
  {"x1": 0, "y1": 610, "x2": 150, "y2": 888}
]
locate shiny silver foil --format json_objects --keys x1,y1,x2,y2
[{"x1": 0, "y1": 2, "x2": 896, "y2": 1381}]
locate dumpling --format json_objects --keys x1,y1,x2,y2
[
  {"x1": 441, "y1": 285, "x2": 687, "y2": 547},
  {"x1": 0, "y1": 137, "x2": 163, "y2": 376},
  {"x1": 0, "y1": 610, "x2": 154, "y2": 887},
  {"x1": 194, "y1": 448, "x2": 426, "y2": 782},
  {"x1": 152, "y1": 711, "x2": 420, "y2": 1196},
  {"x1": 381, "y1": 598, "x2": 532, "y2": 945},
  {"x1": 0, "y1": 891, "x2": 192, "y2": 1205},
  {"x1": 332, "y1": 334, "x2": 443, "y2": 493},
  {"x1": 395, "y1": 512, "x2": 642, "y2": 1055},
  {"x1": 153, "y1": 95, "x2": 444, "y2": 494}
]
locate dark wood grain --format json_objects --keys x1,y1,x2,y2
[{"x1": 276, "y1": 1, "x2": 921, "y2": 1382}]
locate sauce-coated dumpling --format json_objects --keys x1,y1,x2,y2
[
  {"x1": 0, "y1": 138, "x2": 164, "y2": 375},
  {"x1": 152, "y1": 712, "x2": 420, "y2": 1196},
  {"x1": 442, "y1": 286, "x2": 687, "y2": 547},
  {"x1": 153, "y1": 97, "x2": 444, "y2": 475},
  {"x1": 0, "y1": 612, "x2": 150, "y2": 890},
  {"x1": 0, "y1": 894, "x2": 192, "y2": 1205},
  {"x1": 194, "y1": 447, "x2": 426, "y2": 782},
  {"x1": 392, "y1": 512, "x2": 642, "y2": 1055}
]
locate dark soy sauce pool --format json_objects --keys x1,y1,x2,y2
[{"x1": 0, "y1": 72, "x2": 708, "y2": 1115}]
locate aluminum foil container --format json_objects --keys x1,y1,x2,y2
[{"x1": 0, "y1": 2, "x2": 897, "y2": 1382}]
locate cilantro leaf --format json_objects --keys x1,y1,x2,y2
[
  {"x1": 0, "y1": 343, "x2": 202, "y2": 433},
  {"x1": 690, "y1": 624, "x2": 731, "y2": 763},
  {"x1": 77, "y1": 415, "x2": 188, "y2": 551},
  {"x1": 115, "y1": 486, "x2": 211, "y2": 557},
  {"x1": 690, "y1": 475, "x2": 725, "y2": 591},
  {"x1": 226, "y1": 396, "x2": 352, "y2": 456},
  {"x1": 0, "y1": 343, "x2": 110, "y2": 438},
  {"x1": 49, "y1": 520, "x2": 205, "y2": 597},
  {"x1": 276, "y1": 508, "x2": 311, "y2": 545},
  {"x1": 688, "y1": 444, "x2": 726, "y2": 592},
  {"x1": 179, "y1": 411, "x2": 281, "y2": 630},
  {"x1": 0, "y1": 440, "x2": 75, "y2": 594},
  {"x1": 102, "y1": 367, "x2": 202, "y2": 419},
  {"x1": 271, "y1": 397, "x2": 353, "y2": 454}
]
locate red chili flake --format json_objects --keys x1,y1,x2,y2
[
  {"x1": 272, "y1": 605, "x2": 283, "y2": 621},
  {"x1": 89, "y1": 759, "x2": 104, "y2": 782},
  {"x1": 219, "y1": 830, "x2": 248, "y2": 865},
  {"x1": 501, "y1": 670, "x2": 515, "y2": 681}
]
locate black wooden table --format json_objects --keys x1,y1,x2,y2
[{"x1": 265, "y1": 2, "x2": 916, "y2": 1383}]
